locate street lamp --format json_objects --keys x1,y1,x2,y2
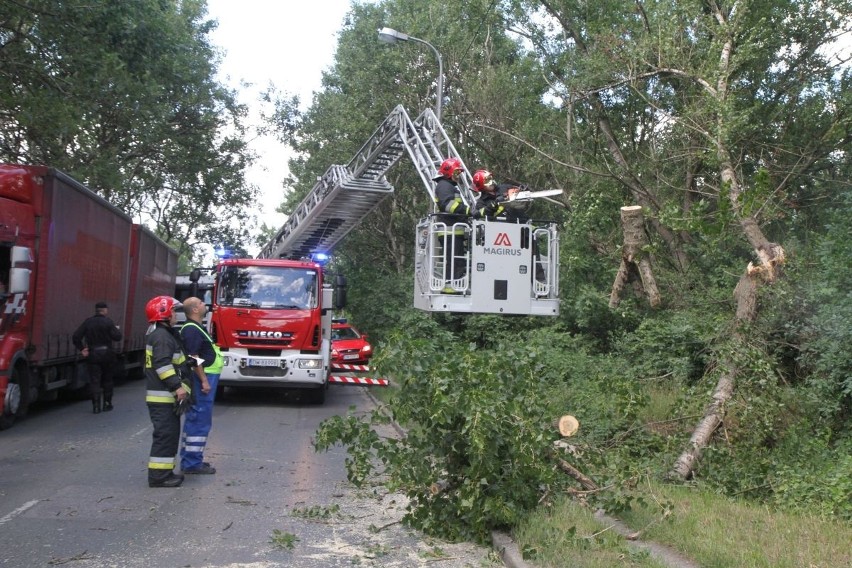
[{"x1": 377, "y1": 27, "x2": 443, "y2": 122}]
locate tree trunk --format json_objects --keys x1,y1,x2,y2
[
  {"x1": 609, "y1": 206, "x2": 661, "y2": 308},
  {"x1": 670, "y1": 257, "x2": 785, "y2": 480},
  {"x1": 669, "y1": 365, "x2": 736, "y2": 479},
  {"x1": 555, "y1": 456, "x2": 598, "y2": 491}
]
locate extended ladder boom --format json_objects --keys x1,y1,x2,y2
[{"x1": 258, "y1": 106, "x2": 474, "y2": 260}]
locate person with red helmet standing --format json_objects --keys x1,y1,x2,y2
[
  {"x1": 144, "y1": 295, "x2": 191, "y2": 488},
  {"x1": 433, "y1": 158, "x2": 470, "y2": 291},
  {"x1": 471, "y1": 169, "x2": 528, "y2": 222},
  {"x1": 433, "y1": 157, "x2": 469, "y2": 217},
  {"x1": 473, "y1": 168, "x2": 544, "y2": 282}
]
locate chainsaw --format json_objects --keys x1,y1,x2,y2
[{"x1": 507, "y1": 189, "x2": 564, "y2": 202}]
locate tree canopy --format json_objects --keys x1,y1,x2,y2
[{"x1": 0, "y1": 0, "x2": 258, "y2": 263}]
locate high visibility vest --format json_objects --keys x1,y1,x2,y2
[{"x1": 181, "y1": 321, "x2": 224, "y2": 374}]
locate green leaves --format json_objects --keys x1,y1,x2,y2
[
  {"x1": 0, "y1": 0, "x2": 256, "y2": 266},
  {"x1": 317, "y1": 327, "x2": 568, "y2": 543}
]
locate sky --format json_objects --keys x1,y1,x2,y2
[{"x1": 204, "y1": 0, "x2": 355, "y2": 249}]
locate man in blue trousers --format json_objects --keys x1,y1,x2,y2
[{"x1": 179, "y1": 297, "x2": 223, "y2": 475}]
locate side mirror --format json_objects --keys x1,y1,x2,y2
[
  {"x1": 11, "y1": 245, "x2": 32, "y2": 264},
  {"x1": 9, "y1": 267, "x2": 31, "y2": 294},
  {"x1": 334, "y1": 273, "x2": 347, "y2": 310}
]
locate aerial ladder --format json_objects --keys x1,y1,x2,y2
[{"x1": 258, "y1": 105, "x2": 559, "y2": 317}]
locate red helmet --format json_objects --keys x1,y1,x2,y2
[
  {"x1": 472, "y1": 170, "x2": 495, "y2": 192},
  {"x1": 145, "y1": 296, "x2": 182, "y2": 323},
  {"x1": 437, "y1": 157, "x2": 463, "y2": 178}
]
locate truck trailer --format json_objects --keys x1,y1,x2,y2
[{"x1": 0, "y1": 164, "x2": 177, "y2": 429}]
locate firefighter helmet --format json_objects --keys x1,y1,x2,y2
[
  {"x1": 436, "y1": 157, "x2": 463, "y2": 178},
  {"x1": 472, "y1": 170, "x2": 495, "y2": 192},
  {"x1": 145, "y1": 296, "x2": 182, "y2": 323}
]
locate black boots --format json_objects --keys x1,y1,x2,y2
[
  {"x1": 92, "y1": 394, "x2": 113, "y2": 413},
  {"x1": 148, "y1": 473, "x2": 184, "y2": 488}
]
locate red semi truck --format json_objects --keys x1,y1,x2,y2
[{"x1": 0, "y1": 164, "x2": 177, "y2": 429}]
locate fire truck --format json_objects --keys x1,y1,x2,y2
[
  {"x1": 205, "y1": 106, "x2": 560, "y2": 402},
  {"x1": 0, "y1": 164, "x2": 177, "y2": 429}
]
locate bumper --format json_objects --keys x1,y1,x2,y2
[{"x1": 218, "y1": 353, "x2": 326, "y2": 388}]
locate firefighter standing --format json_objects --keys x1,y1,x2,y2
[
  {"x1": 72, "y1": 301, "x2": 122, "y2": 414},
  {"x1": 471, "y1": 169, "x2": 528, "y2": 222},
  {"x1": 144, "y1": 296, "x2": 191, "y2": 488},
  {"x1": 472, "y1": 169, "x2": 544, "y2": 282},
  {"x1": 179, "y1": 297, "x2": 222, "y2": 475},
  {"x1": 433, "y1": 157, "x2": 470, "y2": 291}
]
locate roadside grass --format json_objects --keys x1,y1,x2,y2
[
  {"x1": 513, "y1": 496, "x2": 669, "y2": 567},
  {"x1": 362, "y1": 376, "x2": 850, "y2": 567},
  {"x1": 618, "y1": 482, "x2": 852, "y2": 568},
  {"x1": 515, "y1": 482, "x2": 852, "y2": 568}
]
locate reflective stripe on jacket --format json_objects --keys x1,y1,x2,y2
[{"x1": 145, "y1": 323, "x2": 189, "y2": 401}]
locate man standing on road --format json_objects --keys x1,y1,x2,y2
[
  {"x1": 179, "y1": 297, "x2": 222, "y2": 475},
  {"x1": 72, "y1": 301, "x2": 122, "y2": 414},
  {"x1": 144, "y1": 296, "x2": 191, "y2": 488}
]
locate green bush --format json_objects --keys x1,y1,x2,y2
[
  {"x1": 316, "y1": 321, "x2": 571, "y2": 543},
  {"x1": 770, "y1": 426, "x2": 852, "y2": 521}
]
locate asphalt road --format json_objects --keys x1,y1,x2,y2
[{"x1": 0, "y1": 380, "x2": 498, "y2": 567}]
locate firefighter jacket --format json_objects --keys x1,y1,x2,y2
[
  {"x1": 474, "y1": 183, "x2": 530, "y2": 223},
  {"x1": 145, "y1": 322, "x2": 191, "y2": 405},
  {"x1": 473, "y1": 190, "x2": 507, "y2": 220},
  {"x1": 434, "y1": 176, "x2": 470, "y2": 216}
]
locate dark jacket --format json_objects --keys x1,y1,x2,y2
[
  {"x1": 179, "y1": 321, "x2": 216, "y2": 368},
  {"x1": 73, "y1": 314, "x2": 122, "y2": 351},
  {"x1": 474, "y1": 183, "x2": 530, "y2": 222},
  {"x1": 145, "y1": 322, "x2": 191, "y2": 399},
  {"x1": 434, "y1": 177, "x2": 470, "y2": 216}
]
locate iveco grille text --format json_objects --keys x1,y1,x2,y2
[{"x1": 238, "y1": 330, "x2": 291, "y2": 338}]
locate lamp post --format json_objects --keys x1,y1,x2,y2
[{"x1": 377, "y1": 27, "x2": 443, "y2": 123}]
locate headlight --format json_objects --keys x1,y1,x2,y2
[
  {"x1": 222, "y1": 356, "x2": 232, "y2": 365},
  {"x1": 297, "y1": 358, "x2": 322, "y2": 369},
  {"x1": 362, "y1": 345, "x2": 372, "y2": 353}
]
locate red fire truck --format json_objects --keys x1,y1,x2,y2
[{"x1": 0, "y1": 164, "x2": 177, "y2": 429}]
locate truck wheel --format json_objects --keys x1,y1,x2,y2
[{"x1": 0, "y1": 365, "x2": 30, "y2": 430}]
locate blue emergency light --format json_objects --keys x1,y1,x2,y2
[{"x1": 311, "y1": 252, "x2": 330, "y2": 265}]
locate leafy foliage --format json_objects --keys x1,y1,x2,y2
[
  {"x1": 306, "y1": 0, "x2": 852, "y2": 539},
  {"x1": 317, "y1": 312, "x2": 570, "y2": 543},
  {"x1": 0, "y1": 0, "x2": 258, "y2": 266}
]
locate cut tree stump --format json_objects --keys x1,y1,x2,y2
[
  {"x1": 609, "y1": 205, "x2": 661, "y2": 309},
  {"x1": 553, "y1": 415, "x2": 580, "y2": 437}
]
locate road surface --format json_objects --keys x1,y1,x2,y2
[{"x1": 0, "y1": 380, "x2": 498, "y2": 567}]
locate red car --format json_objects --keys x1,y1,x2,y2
[{"x1": 331, "y1": 319, "x2": 373, "y2": 365}]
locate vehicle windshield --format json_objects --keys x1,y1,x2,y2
[
  {"x1": 332, "y1": 327, "x2": 360, "y2": 341},
  {"x1": 217, "y1": 266, "x2": 318, "y2": 310}
]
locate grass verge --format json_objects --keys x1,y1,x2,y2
[{"x1": 514, "y1": 482, "x2": 851, "y2": 567}]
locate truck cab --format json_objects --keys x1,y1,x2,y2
[{"x1": 209, "y1": 257, "x2": 345, "y2": 404}]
